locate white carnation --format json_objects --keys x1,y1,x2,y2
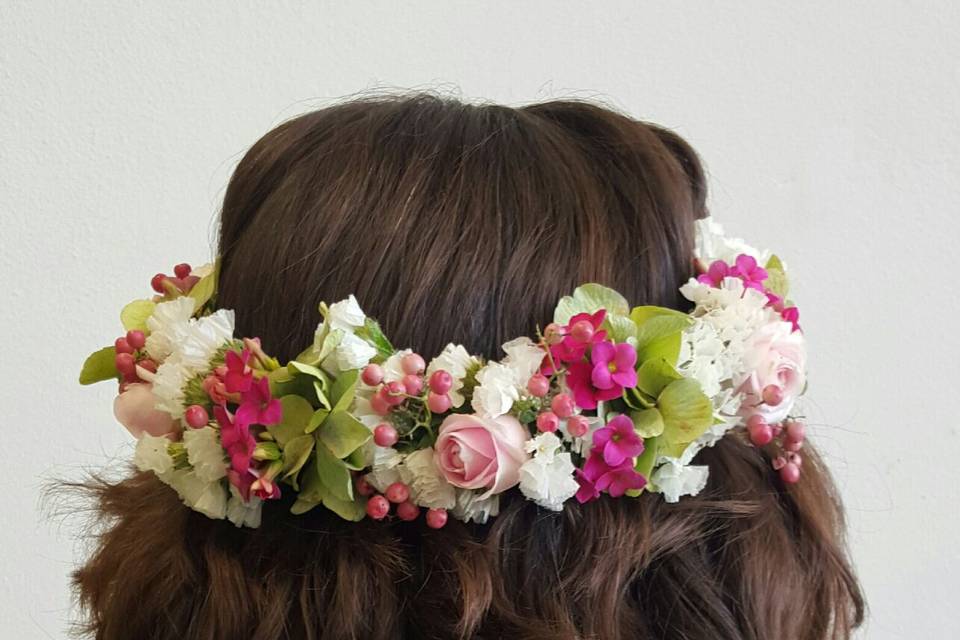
[
  {"x1": 335, "y1": 331, "x2": 377, "y2": 371},
  {"x1": 226, "y1": 486, "x2": 262, "y2": 528},
  {"x1": 694, "y1": 217, "x2": 770, "y2": 265},
  {"x1": 519, "y1": 433, "x2": 579, "y2": 511},
  {"x1": 144, "y1": 297, "x2": 195, "y2": 361},
  {"x1": 651, "y1": 459, "x2": 710, "y2": 503},
  {"x1": 451, "y1": 489, "x2": 499, "y2": 524},
  {"x1": 501, "y1": 337, "x2": 544, "y2": 383},
  {"x1": 151, "y1": 359, "x2": 191, "y2": 418},
  {"x1": 165, "y1": 468, "x2": 228, "y2": 520},
  {"x1": 133, "y1": 433, "x2": 174, "y2": 476},
  {"x1": 366, "y1": 445, "x2": 404, "y2": 492},
  {"x1": 327, "y1": 294, "x2": 366, "y2": 332},
  {"x1": 426, "y1": 343, "x2": 480, "y2": 408},
  {"x1": 183, "y1": 427, "x2": 227, "y2": 483},
  {"x1": 176, "y1": 309, "x2": 235, "y2": 372},
  {"x1": 398, "y1": 448, "x2": 456, "y2": 509},
  {"x1": 380, "y1": 349, "x2": 412, "y2": 383},
  {"x1": 472, "y1": 361, "x2": 520, "y2": 418}
]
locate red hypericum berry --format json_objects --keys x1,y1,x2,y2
[
  {"x1": 536, "y1": 411, "x2": 560, "y2": 433},
  {"x1": 427, "y1": 392, "x2": 452, "y2": 413},
  {"x1": 543, "y1": 322, "x2": 564, "y2": 345},
  {"x1": 527, "y1": 373, "x2": 550, "y2": 398},
  {"x1": 125, "y1": 330, "x2": 146, "y2": 350},
  {"x1": 401, "y1": 353, "x2": 426, "y2": 376},
  {"x1": 784, "y1": 419, "x2": 806, "y2": 443},
  {"x1": 428, "y1": 370, "x2": 453, "y2": 395},
  {"x1": 762, "y1": 384, "x2": 784, "y2": 406},
  {"x1": 396, "y1": 501, "x2": 420, "y2": 522},
  {"x1": 370, "y1": 393, "x2": 391, "y2": 416},
  {"x1": 551, "y1": 393, "x2": 575, "y2": 419},
  {"x1": 402, "y1": 374, "x2": 423, "y2": 396},
  {"x1": 383, "y1": 381, "x2": 406, "y2": 406},
  {"x1": 361, "y1": 364, "x2": 384, "y2": 386},
  {"x1": 122, "y1": 370, "x2": 139, "y2": 384},
  {"x1": 426, "y1": 508, "x2": 448, "y2": 529},
  {"x1": 570, "y1": 319, "x2": 595, "y2": 344},
  {"x1": 567, "y1": 415, "x2": 590, "y2": 438},
  {"x1": 373, "y1": 423, "x2": 399, "y2": 447},
  {"x1": 150, "y1": 273, "x2": 167, "y2": 293},
  {"x1": 184, "y1": 405, "x2": 209, "y2": 428},
  {"x1": 115, "y1": 352, "x2": 136, "y2": 375},
  {"x1": 173, "y1": 263, "x2": 192, "y2": 279},
  {"x1": 136, "y1": 358, "x2": 157, "y2": 374},
  {"x1": 355, "y1": 476, "x2": 375, "y2": 497},
  {"x1": 779, "y1": 462, "x2": 801, "y2": 484},
  {"x1": 365, "y1": 495, "x2": 390, "y2": 520},
  {"x1": 385, "y1": 482, "x2": 410, "y2": 504},
  {"x1": 784, "y1": 438, "x2": 804, "y2": 452},
  {"x1": 749, "y1": 422, "x2": 773, "y2": 446},
  {"x1": 114, "y1": 337, "x2": 134, "y2": 355}
]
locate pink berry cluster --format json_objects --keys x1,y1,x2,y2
[
  {"x1": 362, "y1": 352, "x2": 455, "y2": 435},
  {"x1": 745, "y1": 404, "x2": 807, "y2": 484},
  {"x1": 150, "y1": 262, "x2": 200, "y2": 297},
  {"x1": 114, "y1": 328, "x2": 155, "y2": 393},
  {"x1": 356, "y1": 476, "x2": 448, "y2": 529}
]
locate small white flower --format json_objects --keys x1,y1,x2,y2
[
  {"x1": 145, "y1": 297, "x2": 195, "y2": 361},
  {"x1": 334, "y1": 331, "x2": 377, "y2": 371},
  {"x1": 451, "y1": 489, "x2": 499, "y2": 524},
  {"x1": 151, "y1": 359, "x2": 191, "y2": 418},
  {"x1": 365, "y1": 445, "x2": 404, "y2": 492},
  {"x1": 501, "y1": 337, "x2": 544, "y2": 384},
  {"x1": 379, "y1": 349, "x2": 413, "y2": 384},
  {"x1": 398, "y1": 448, "x2": 456, "y2": 509},
  {"x1": 165, "y1": 468, "x2": 228, "y2": 519},
  {"x1": 183, "y1": 427, "x2": 227, "y2": 483},
  {"x1": 176, "y1": 309, "x2": 235, "y2": 372},
  {"x1": 694, "y1": 217, "x2": 770, "y2": 266},
  {"x1": 426, "y1": 343, "x2": 480, "y2": 408},
  {"x1": 133, "y1": 433, "x2": 174, "y2": 476},
  {"x1": 226, "y1": 486, "x2": 263, "y2": 528},
  {"x1": 519, "y1": 434, "x2": 579, "y2": 511},
  {"x1": 650, "y1": 459, "x2": 710, "y2": 503},
  {"x1": 472, "y1": 361, "x2": 520, "y2": 418},
  {"x1": 327, "y1": 295, "x2": 366, "y2": 332}
]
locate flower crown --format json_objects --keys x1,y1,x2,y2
[{"x1": 80, "y1": 218, "x2": 808, "y2": 528}]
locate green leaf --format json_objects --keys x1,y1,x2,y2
[
  {"x1": 604, "y1": 314, "x2": 637, "y2": 343},
  {"x1": 330, "y1": 369, "x2": 359, "y2": 413},
  {"x1": 120, "y1": 300, "x2": 156, "y2": 332},
  {"x1": 306, "y1": 408, "x2": 330, "y2": 434},
  {"x1": 636, "y1": 357, "x2": 682, "y2": 398},
  {"x1": 318, "y1": 411, "x2": 372, "y2": 458},
  {"x1": 280, "y1": 434, "x2": 315, "y2": 484},
  {"x1": 290, "y1": 464, "x2": 325, "y2": 515},
  {"x1": 764, "y1": 254, "x2": 790, "y2": 299},
  {"x1": 658, "y1": 378, "x2": 714, "y2": 457},
  {"x1": 314, "y1": 440, "x2": 354, "y2": 502},
  {"x1": 314, "y1": 381, "x2": 331, "y2": 411},
  {"x1": 288, "y1": 360, "x2": 326, "y2": 380},
  {"x1": 268, "y1": 368, "x2": 319, "y2": 406},
  {"x1": 631, "y1": 306, "x2": 692, "y2": 364},
  {"x1": 187, "y1": 262, "x2": 219, "y2": 312},
  {"x1": 322, "y1": 492, "x2": 366, "y2": 521},
  {"x1": 554, "y1": 283, "x2": 630, "y2": 325},
  {"x1": 623, "y1": 386, "x2": 656, "y2": 410},
  {"x1": 631, "y1": 408, "x2": 665, "y2": 438},
  {"x1": 267, "y1": 395, "x2": 314, "y2": 446},
  {"x1": 627, "y1": 435, "x2": 660, "y2": 496},
  {"x1": 354, "y1": 317, "x2": 395, "y2": 361},
  {"x1": 79, "y1": 346, "x2": 118, "y2": 385}
]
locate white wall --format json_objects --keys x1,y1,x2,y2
[{"x1": 2, "y1": 1, "x2": 957, "y2": 637}]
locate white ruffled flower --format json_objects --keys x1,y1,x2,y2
[
  {"x1": 518, "y1": 433, "x2": 579, "y2": 511},
  {"x1": 165, "y1": 468, "x2": 228, "y2": 520},
  {"x1": 144, "y1": 297, "x2": 195, "y2": 361},
  {"x1": 651, "y1": 459, "x2": 710, "y2": 503},
  {"x1": 694, "y1": 217, "x2": 770, "y2": 265},
  {"x1": 380, "y1": 349, "x2": 412, "y2": 383},
  {"x1": 366, "y1": 445, "x2": 404, "y2": 492},
  {"x1": 226, "y1": 486, "x2": 262, "y2": 528},
  {"x1": 183, "y1": 427, "x2": 227, "y2": 483},
  {"x1": 426, "y1": 343, "x2": 480, "y2": 408},
  {"x1": 451, "y1": 489, "x2": 499, "y2": 524},
  {"x1": 151, "y1": 360, "x2": 191, "y2": 418},
  {"x1": 175, "y1": 309, "x2": 235, "y2": 372},
  {"x1": 133, "y1": 433, "x2": 174, "y2": 476},
  {"x1": 335, "y1": 331, "x2": 377, "y2": 371},
  {"x1": 327, "y1": 295, "x2": 366, "y2": 332},
  {"x1": 471, "y1": 338, "x2": 545, "y2": 419},
  {"x1": 398, "y1": 448, "x2": 456, "y2": 509}
]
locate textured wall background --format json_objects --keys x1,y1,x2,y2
[{"x1": 2, "y1": 1, "x2": 958, "y2": 637}]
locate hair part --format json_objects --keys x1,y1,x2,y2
[{"x1": 72, "y1": 94, "x2": 863, "y2": 639}]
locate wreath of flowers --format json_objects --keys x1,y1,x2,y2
[{"x1": 79, "y1": 218, "x2": 808, "y2": 528}]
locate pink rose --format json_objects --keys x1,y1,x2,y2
[
  {"x1": 736, "y1": 320, "x2": 807, "y2": 424},
  {"x1": 114, "y1": 383, "x2": 178, "y2": 438},
  {"x1": 434, "y1": 414, "x2": 529, "y2": 498}
]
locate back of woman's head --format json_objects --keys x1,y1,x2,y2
[{"x1": 74, "y1": 94, "x2": 863, "y2": 639}]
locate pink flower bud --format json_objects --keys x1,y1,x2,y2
[
  {"x1": 536, "y1": 411, "x2": 560, "y2": 433},
  {"x1": 570, "y1": 319, "x2": 595, "y2": 343},
  {"x1": 779, "y1": 462, "x2": 801, "y2": 484},
  {"x1": 401, "y1": 353, "x2": 426, "y2": 375},
  {"x1": 527, "y1": 373, "x2": 550, "y2": 398},
  {"x1": 567, "y1": 415, "x2": 590, "y2": 438},
  {"x1": 365, "y1": 495, "x2": 390, "y2": 520},
  {"x1": 396, "y1": 501, "x2": 420, "y2": 522},
  {"x1": 373, "y1": 423, "x2": 398, "y2": 447},
  {"x1": 551, "y1": 393, "x2": 575, "y2": 419},
  {"x1": 385, "y1": 482, "x2": 410, "y2": 504},
  {"x1": 427, "y1": 392, "x2": 452, "y2": 414},
  {"x1": 402, "y1": 374, "x2": 424, "y2": 396},
  {"x1": 425, "y1": 508, "x2": 448, "y2": 529},
  {"x1": 428, "y1": 370, "x2": 453, "y2": 395},
  {"x1": 184, "y1": 405, "x2": 209, "y2": 428},
  {"x1": 361, "y1": 364, "x2": 384, "y2": 386}
]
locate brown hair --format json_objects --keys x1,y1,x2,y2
[{"x1": 73, "y1": 94, "x2": 864, "y2": 639}]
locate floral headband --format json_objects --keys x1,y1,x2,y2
[{"x1": 80, "y1": 218, "x2": 807, "y2": 528}]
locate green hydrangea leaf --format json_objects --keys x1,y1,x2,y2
[
  {"x1": 187, "y1": 262, "x2": 219, "y2": 312},
  {"x1": 288, "y1": 360, "x2": 326, "y2": 380},
  {"x1": 280, "y1": 434, "x2": 315, "y2": 485},
  {"x1": 120, "y1": 300, "x2": 156, "y2": 332},
  {"x1": 636, "y1": 357, "x2": 683, "y2": 398},
  {"x1": 631, "y1": 306, "x2": 692, "y2": 364},
  {"x1": 79, "y1": 346, "x2": 119, "y2": 385},
  {"x1": 554, "y1": 283, "x2": 630, "y2": 325},
  {"x1": 623, "y1": 386, "x2": 656, "y2": 410},
  {"x1": 330, "y1": 369, "x2": 360, "y2": 413},
  {"x1": 658, "y1": 378, "x2": 714, "y2": 456},
  {"x1": 322, "y1": 492, "x2": 366, "y2": 521},
  {"x1": 318, "y1": 411, "x2": 371, "y2": 459},
  {"x1": 268, "y1": 369, "x2": 320, "y2": 406},
  {"x1": 764, "y1": 254, "x2": 790, "y2": 299},
  {"x1": 306, "y1": 408, "x2": 330, "y2": 434},
  {"x1": 290, "y1": 463, "x2": 325, "y2": 515},
  {"x1": 314, "y1": 440, "x2": 354, "y2": 502},
  {"x1": 630, "y1": 408, "x2": 665, "y2": 438},
  {"x1": 628, "y1": 435, "x2": 660, "y2": 496},
  {"x1": 605, "y1": 314, "x2": 638, "y2": 343},
  {"x1": 267, "y1": 395, "x2": 314, "y2": 446}
]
